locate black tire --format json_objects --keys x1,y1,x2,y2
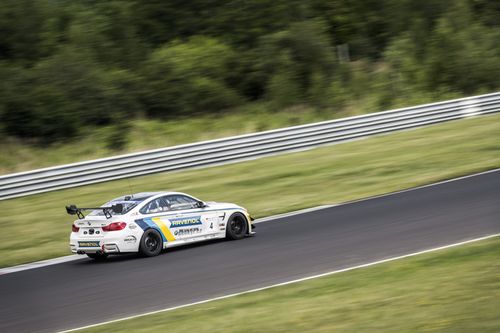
[
  {"x1": 86, "y1": 252, "x2": 108, "y2": 261},
  {"x1": 226, "y1": 212, "x2": 248, "y2": 240},
  {"x1": 139, "y1": 229, "x2": 163, "y2": 257}
]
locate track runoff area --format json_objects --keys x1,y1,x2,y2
[{"x1": 0, "y1": 169, "x2": 498, "y2": 333}]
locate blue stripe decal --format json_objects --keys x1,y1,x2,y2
[
  {"x1": 135, "y1": 219, "x2": 149, "y2": 231},
  {"x1": 135, "y1": 218, "x2": 167, "y2": 243},
  {"x1": 145, "y1": 217, "x2": 167, "y2": 242}
]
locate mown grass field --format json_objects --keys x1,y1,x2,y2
[
  {"x1": 75, "y1": 236, "x2": 500, "y2": 333},
  {"x1": 0, "y1": 113, "x2": 499, "y2": 267}
]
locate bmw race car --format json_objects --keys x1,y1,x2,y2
[{"x1": 67, "y1": 192, "x2": 254, "y2": 260}]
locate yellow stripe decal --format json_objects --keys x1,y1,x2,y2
[{"x1": 152, "y1": 217, "x2": 176, "y2": 242}]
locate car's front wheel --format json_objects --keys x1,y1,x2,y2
[
  {"x1": 139, "y1": 229, "x2": 163, "y2": 257},
  {"x1": 226, "y1": 212, "x2": 248, "y2": 240}
]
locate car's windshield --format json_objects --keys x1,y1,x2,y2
[{"x1": 88, "y1": 195, "x2": 151, "y2": 216}]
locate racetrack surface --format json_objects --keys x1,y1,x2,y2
[{"x1": 1, "y1": 170, "x2": 499, "y2": 333}]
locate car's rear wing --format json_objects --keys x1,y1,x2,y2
[{"x1": 65, "y1": 204, "x2": 123, "y2": 219}]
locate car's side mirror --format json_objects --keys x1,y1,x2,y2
[
  {"x1": 111, "y1": 203, "x2": 124, "y2": 214},
  {"x1": 196, "y1": 201, "x2": 207, "y2": 208}
]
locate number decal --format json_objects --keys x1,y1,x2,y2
[{"x1": 210, "y1": 222, "x2": 213, "y2": 229}]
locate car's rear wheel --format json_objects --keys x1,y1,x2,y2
[
  {"x1": 226, "y1": 213, "x2": 248, "y2": 240},
  {"x1": 86, "y1": 252, "x2": 108, "y2": 260},
  {"x1": 139, "y1": 229, "x2": 163, "y2": 257}
]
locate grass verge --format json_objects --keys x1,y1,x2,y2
[
  {"x1": 0, "y1": 90, "x2": 467, "y2": 175},
  {"x1": 0, "y1": 113, "x2": 499, "y2": 267},
  {"x1": 0, "y1": 103, "x2": 356, "y2": 174},
  {"x1": 75, "y1": 236, "x2": 500, "y2": 333}
]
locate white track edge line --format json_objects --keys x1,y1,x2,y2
[
  {"x1": 1, "y1": 168, "x2": 498, "y2": 275},
  {"x1": 254, "y1": 168, "x2": 500, "y2": 224},
  {"x1": 0, "y1": 255, "x2": 81, "y2": 275},
  {"x1": 58, "y1": 232, "x2": 500, "y2": 333}
]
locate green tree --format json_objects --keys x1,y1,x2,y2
[
  {"x1": 385, "y1": 0, "x2": 500, "y2": 96},
  {"x1": 0, "y1": 0, "x2": 50, "y2": 62},
  {"x1": 130, "y1": 0, "x2": 308, "y2": 48},
  {"x1": 1, "y1": 81, "x2": 78, "y2": 142},
  {"x1": 65, "y1": 1, "x2": 145, "y2": 68},
  {"x1": 257, "y1": 20, "x2": 336, "y2": 107},
  {"x1": 1, "y1": 0, "x2": 499, "y2": 145},
  {"x1": 34, "y1": 47, "x2": 141, "y2": 124},
  {"x1": 142, "y1": 36, "x2": 243, "y2": 116},
  {"x1": 424, "y1": 1, "x2": 500, "y2": 93}
]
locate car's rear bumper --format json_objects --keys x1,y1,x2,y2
[
  {"x1": 70, "y1": 231, "x2": 140, "y2": 254},
  {"x1": 70, "y1": 242, "x2": 121, "y2": 254}
]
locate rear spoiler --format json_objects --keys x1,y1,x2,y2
[{"x1": 65, "y1": 204, "x2": 124, "y2": 219}]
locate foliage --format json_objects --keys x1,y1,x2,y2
[
  {"x1": 0, "y1": 0, "x2": 498, "y2": 143},
  {"x1": 141, "y1": 36, "x2": 242, "y2": 117},
  {"x1": 106, "y1": 121, "x2": 131, "y2": 151},
  {"x1": 257, "y1": 20, "x2": 336, "y2": 108}
]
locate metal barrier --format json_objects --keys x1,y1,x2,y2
[{"x1": 1, "y1": 92, "x2": 499, "y2": 200}]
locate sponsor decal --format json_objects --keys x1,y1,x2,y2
[
  {"x1": 78, "y1": 241, "x2": 100, "y2": 247},
  {"x1": 124, "y1": 236, "x2": 136, "y2": 244},
  {"x1": 174, "y1": 227, "x2": 202, "y2": 236},
  {"x1": 169, "y1": 216, "x2": 202, "y2": 228},
  {"x1": 206, "y1": 216, "x2": 219, "y2": 223}
]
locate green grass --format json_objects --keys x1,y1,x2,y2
[
  {"x1": 76, "y1": 236, "x2": 500, "y2": 333},
  {"x1": 0, "y1": 113, "x2": 499, "y2": 268},
  {"x1": 0, "y1": 90, "x2": 464, "y2": 175},
  {"x1": 0, "y1": 103, "x2": 359, "y2": 174}
]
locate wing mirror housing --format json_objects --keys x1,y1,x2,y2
[{"x1": 197, "y1": 201, "x2": 207, "y2": 208}]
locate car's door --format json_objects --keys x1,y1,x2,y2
[{"x1": 164, "y1": 195, "x2": 219, "y2": 240}]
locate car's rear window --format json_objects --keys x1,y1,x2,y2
[{"x1": 89, "y1": 196, "x2": 150, "y2": 216}]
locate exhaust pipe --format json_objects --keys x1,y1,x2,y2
[{"x1": 78, "y1": 250, "x2": 104, "y2": 255}]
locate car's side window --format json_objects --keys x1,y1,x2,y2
[
  {"x1": 164, "y1": 195, "x2": 199, "y2": 211},
  {"x1": 140, "y1": 197, "x2": 169, "y2": 214}
]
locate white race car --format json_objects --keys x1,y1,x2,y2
[{"x1": 67, "y1": 192, "x2": 254, "y2": 260}]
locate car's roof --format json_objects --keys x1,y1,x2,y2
[
  {"x1": 120, "y1": 191, "x2": 195, "y2": 201},
  {"x1": 131, "y1": 192, "x2": 164, "y2": 198}
]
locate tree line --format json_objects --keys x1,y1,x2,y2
[{"x1": 0, "y1": 0, "x2": 498, "y2": 143}]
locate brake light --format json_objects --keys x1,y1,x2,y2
[
  {"x1": 102, "y1": 222, "x2": 127, "y2": 231},
  {"x1": 72, "y1": 224, "x2": 80, "y2": 232}
]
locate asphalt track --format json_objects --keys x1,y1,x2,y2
[{"x1": 1, "y1": 170, "x2": 499, "y2": 333}]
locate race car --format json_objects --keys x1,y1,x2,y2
[{"x1": 66, "y1": 192, "x2": 254, "y2": 260}]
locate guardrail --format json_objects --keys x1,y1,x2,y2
[{"x1": 1, "y1": 92, "x2": 499, "y2": 200}]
